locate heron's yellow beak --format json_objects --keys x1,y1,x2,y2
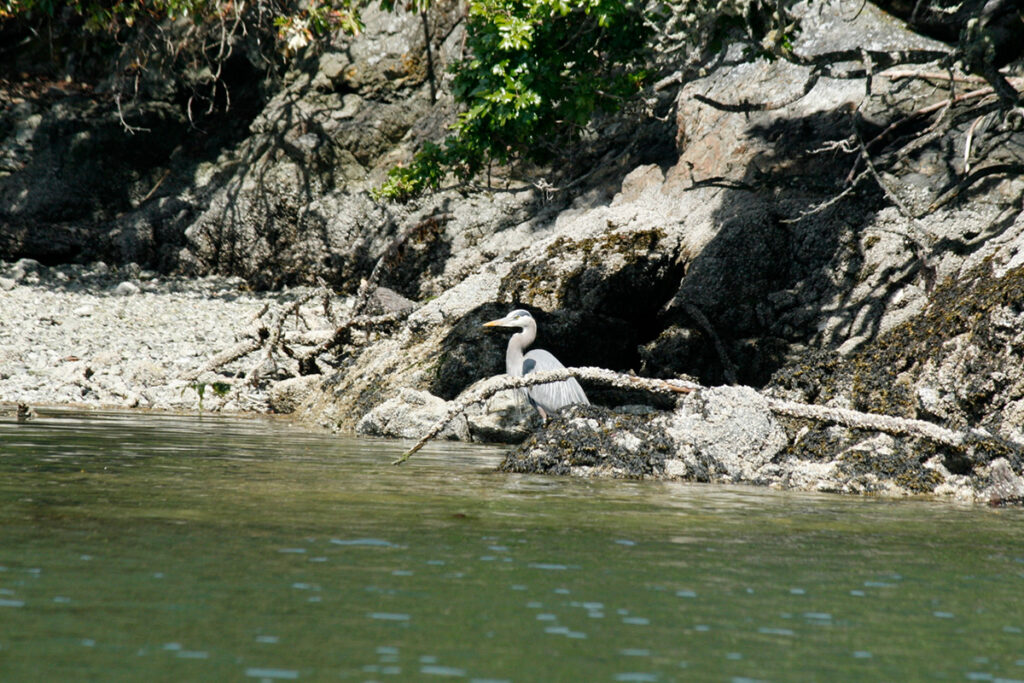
[{"x1": 482, "y1": 317, "x2": 507, "y2": 328}]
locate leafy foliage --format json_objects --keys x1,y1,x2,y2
[
  {"x1": 375, "y1": 0, "x2": 651, "y2": 200},
  {"x1": 0, "y1": 0, "x2": 361, "y2": 47},
  {"x1": 1, "y1": 0, "x2": 759, "y2": 201},
  {"x1": 3, "y1": 0, "x2": 220, "y2": 29},
  {"x1": 0, "y1": 0, "x2": 368, "y2": 125}
]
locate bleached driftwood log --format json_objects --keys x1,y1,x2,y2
[
  {"x1": 764, "y1": 399, "x2": 999, "y2": 449},
  {"x1": 394, "y1": 367, "x2": 1013, "y2": 465},
  {"x1": 182, "y1": 303, "x2": 270, "y2": 382},
  {"x1": 393, "y1": 367, "x2": 700, "y2": 464}
]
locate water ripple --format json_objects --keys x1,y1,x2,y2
[{"x1": 244, "y1": 667, "x2": 299, "y2": 680}]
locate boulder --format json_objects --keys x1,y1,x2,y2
[{"x1": 356, "y1": 388, "x2": 469, "y2": 441}]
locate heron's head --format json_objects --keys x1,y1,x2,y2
[{"x1": 482, "y1": 308, "x2": 534, "y2": 330}]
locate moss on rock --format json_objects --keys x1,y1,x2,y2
[
  {"x1": 775, "y1": 262, "x2": 1024, "y2": 431},
  {"x1": 500, "y1": 405, "x2": 675, "y2": 478}
]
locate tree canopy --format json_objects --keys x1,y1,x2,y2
[
  {"x1": 375, "y1": 0, "x2": 650, "y2": 199},
  {"x1": 2, "y1": 0, "x2": 1020, "y2": 201}
]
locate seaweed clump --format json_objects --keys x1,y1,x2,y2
[{"x1": 500, "y1": 405, "x2": 674, "y2": 478}]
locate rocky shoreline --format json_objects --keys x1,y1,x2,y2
[
  {"x1": 5, "y1": 253, "x2": 1024, "y2": 506},
  {"x1": 0, "y1": 257, "x2": 331, "y2": 414},
  {"x1": 3, "y1": 0, "x2": 1024, "y2": 505}
]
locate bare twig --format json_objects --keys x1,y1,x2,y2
[
  {"x1": 140, "y1": 169, "x2": 171, "y2": 204},
  {"x1": 683, "y1": 303, "x2": 738, "y2": 385},
  {"x1": 114, "y1": 93, "x2": 150, "y2": 134},
  {"x1": 297, "y1": 311, "x2": 409, "y2": 366},
  {"x1": 780, "y1": 171, "x2": 866, "y2": 224},
  {"x1": 882, "y1": 70, "x2": 1024, "y2": 86},
  {"x1": 865, "y1": 87, "x2": 997, "y2": 151}
]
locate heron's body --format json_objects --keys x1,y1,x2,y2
[{"x1": 483, "y1": 309, "x2": 589, "y2": 420}]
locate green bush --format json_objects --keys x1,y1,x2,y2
[
  {"x1": 3, "y1": 0, "x2": 650, "y2": 201},
  {"x1": 375, "y1": 0, "x2": 650, "y2": 200}
]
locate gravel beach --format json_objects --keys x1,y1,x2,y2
[{"x1": 0, "y1": 258, "x2": 333, "y2": 414}]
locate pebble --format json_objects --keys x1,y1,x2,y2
[
  {"x1": 112, "y1": 281, "x2": 140, "y2": 296},
  {"x1": 0, "y1": 260, "x2": 337, "y2": 413}
]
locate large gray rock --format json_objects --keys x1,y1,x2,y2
[
  {"x1": 501, "y1": 386, "x2": 787, "y2": 483},
  {"x1": 659, "y1": 386, "x2": 790, "y2": 483},
  {"x1": 268, "y1": 375, "x2": 324, "y2": 414},
  {"x1": 356, "y1": 388, "x2": 469, "y2": 440},
  {"x1": 178, "y1": 2, "x2": 473, "y2": 290}
]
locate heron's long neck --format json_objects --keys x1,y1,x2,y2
[{"x1": 506, "y1": 324, "x2": 535, "y2": 376}]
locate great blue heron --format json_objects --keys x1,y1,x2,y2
[{"x1": 482, "y1": 309, "x2": 589, "y2": 420}]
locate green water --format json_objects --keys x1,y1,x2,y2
[{"x1": 1, "y1": 411, "x2": 1024, "y2": 682}]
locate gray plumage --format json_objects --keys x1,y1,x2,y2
[{"x1": 483, "y1": 309, "x2": 589, "y2": 420}]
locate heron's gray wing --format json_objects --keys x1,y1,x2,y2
[
  {"x1": 522, "y1": 349, "x2": 564, "y2": 373},
  {"x1": 522, "y1": 350, "x2": 589, "y2": 414}
]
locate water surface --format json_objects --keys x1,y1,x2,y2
[{"x1": 2, "y1": 410, "x2": 1023, "y2": 681}]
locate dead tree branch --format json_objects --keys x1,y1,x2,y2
[
  {"x1": 296, "y1": 311, "x2": 409, "y2": 372},
  {"x1": 393, "y1": 368, "x2": 699, "y2": 464},
  {"x1": 394, "y1": 369, "x2": 1015, "y2": 467},
  {"x1": 245, "y1": 289, "x2": 323, "y2": 386},
  {"x1": 766, "y1": 397, "x2": 1005, "y2": 451},
  {"x1": 184, "y1": 334, "x2": 266, "y2": 383},
  {"x1": 183, "y1": 302, "x2": 269, "y2": 382}
]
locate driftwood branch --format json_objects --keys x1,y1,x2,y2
[
  {"x1": 765, "y1": 397, "x2": 997, "y2": 449},
  {"x1": 296, "y1": 311, "x2": 409, "y2": 366},
  {"x1": 392, "y1": 367, "x2": 699, "y2": 465},
  {"x1": 184, "y1": 336, "x2": 265, "y2": 382},
  {"x1": 393, "y1": 367, "x2": 1015, "y2": 466},
  {"x1": 246, "y1": 289, "x2": 323, "y2": 385},
  {"x1": 182, "y1": 303, "x2": 269, "y2": 382}
]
